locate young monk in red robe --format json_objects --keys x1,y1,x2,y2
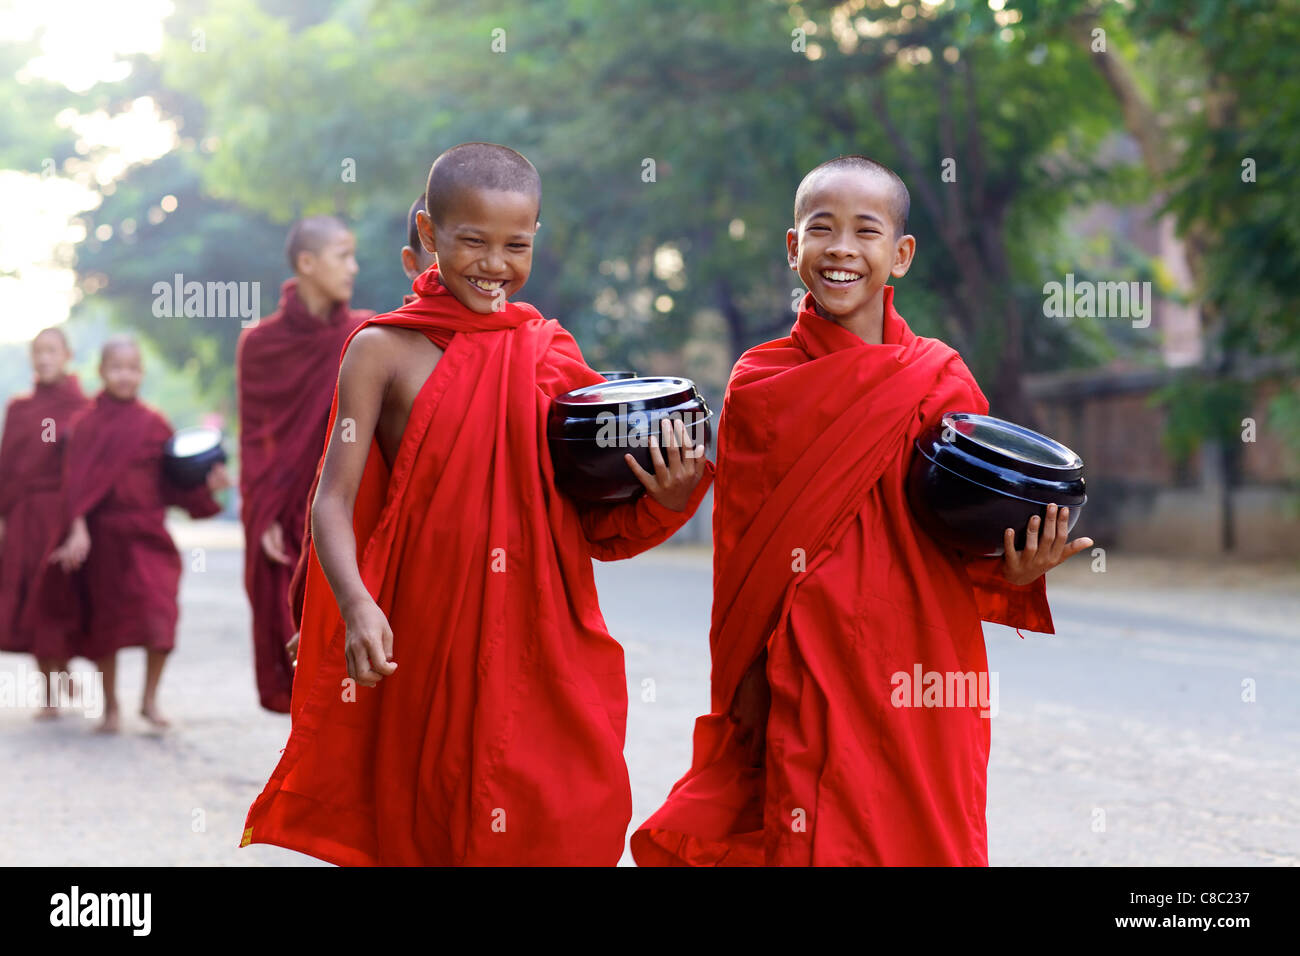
[
  {"x1": 631, "y1": 156, "x2": 1095, "y2": 866},
  {"x1": 285, "y1": 196, "x2": 437, "y2": 655},
  {"x1": 237, "y1": 216, "x2": 372, "y2": 713},
  {"x1": 243, "y1": 143, "x2": 713, "y2": 865},
  {"x1": 0, "y1": 327, "x2": 91, "y2": 716},
  {"x1": 42, "y1": 337, "x2": 231, "y2": 732}
]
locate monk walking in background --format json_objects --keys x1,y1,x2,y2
[
  {"x1": 286, "y1": 197, "x2": 436, "y2": 655},
  {"x1": 632, "y1": 156, "x2": 1093, "y2": 866},
  {"x1": 236, "y1": 216, "x2": 372, "y2": 712},
  {"x1": 0, "y1": 327, "x2": 91, "y2": 716},
  {"x1": 42, "y1": 337, "x2": 231, "y2": 732},
  {"x1": 243, "y1": 143, "x2": 712, "y2": 865}
]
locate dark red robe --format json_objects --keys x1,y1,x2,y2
[
  {"x1": 31, "y1": 393, "x2": 221, "y2": 661},
  {"x1": 0, "y1": 374, "x2": 91, "y2": 656},
  {"x1": 631, "y1": 287, "x2": 1053, "y2": 866},
  {"x1": 242, "y1": 265, "x2": 713, "y2": 865},
  {"x1": 237, "y1": 279, "x2": 371, "y2": 712},
  {"x1": 286, "y1": 290, "x2": 422, "y2": 631}
]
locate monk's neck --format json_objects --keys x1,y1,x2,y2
[
  {"x1": 295, "y1": 280, "x2": 340, "y2": 322},
  {"x1": 815, "y1": 294, "x2": 885, "y2": 345}
]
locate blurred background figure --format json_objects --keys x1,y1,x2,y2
[
  {"x1": 235, "y1": 217, "x2": 371, "y2": 713},
  {"x1": 0, "y1": 328, "x2": 90, "y2": 716},
  {"x1": 39, "y1": 337, "x2": 230, "y2": 731}
]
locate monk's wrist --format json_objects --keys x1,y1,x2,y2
[{"x1": 338, "y1": 589, "x2": 376, "y2": 621}]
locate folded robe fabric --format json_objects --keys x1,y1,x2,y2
[
  {"x1": 237, "y1": 279, "x2": 371, "y2": 713},
  {"x1": 242, "y1": 266, "x2": 712, "y2": 866},
  {"x1": 30, "y1": 393, "x2": 221, "y2": 661},
  {"x1": 0, "y1": 374, "x2": 91, "y2": 655},
  {"x1": 632, "y1": 287, "x2": 1053, "y2": 866}
]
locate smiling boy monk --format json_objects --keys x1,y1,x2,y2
[
  {"x1": 632, "y1": 155, "x2": 1093, "y2": 866},
  {"x1": 242, "y1": 143, "x2": 712, "y2": 866}
]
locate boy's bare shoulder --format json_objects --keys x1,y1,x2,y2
[{"x1": 343, "y1": 326, "x2": 441, "y2": 372}]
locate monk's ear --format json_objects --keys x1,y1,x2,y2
[
  {"x1": 401, "y1": 247, "x2": 419, "y2": 280},
  {"x1": 786, "y1": 228, "x2": 799, "y2": 270},
  {"x1": 416, "y1": 210, "x2": 437, "y2": 255},
  {"x1": 891, "y1": 234, "x2": 916, "y2": 279}
]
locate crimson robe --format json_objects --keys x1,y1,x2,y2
[
  {"x1": 0, "y1": 374, "x2": 91, "y2": 656},
  {"x1": 237, "y1": 279, "x2": 371, "y2": 712},
  {"x1": 631, "y1": 287, "x2": 1053, "y2": 867},
  {"x1": 242, "y1": 265, "x2": 713, "y2": 866},
  {"x1": 31, "y1": 393, "x2": 221, "y2": 661}
]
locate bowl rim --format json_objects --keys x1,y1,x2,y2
[
  {"x1": 916, "y1": 447, "x2": 1087, "y2": 509},
  {"x1": 938, "y1": 412, "x2": 1083, "y2": 478},
  {"x1": 165, "y1": 426, "x2": 225, "y2": 459}
]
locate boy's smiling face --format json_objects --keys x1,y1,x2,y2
[
  {"x1": 417, "y1": 187, "x2": 538, "y2": 314},
  {"x1": 787, "y1": 169, "x2": 915, "y2": 331}
]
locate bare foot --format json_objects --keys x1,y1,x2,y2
[
  {"x1": 140, "y1": 701, "x2": 170, "y2": 729},
  {"x1": 34, "y1": 705, "x2": 60, "y2": 721},
  {"x1": 97, "y1": 710, "x2": 121, "y2": 734}
]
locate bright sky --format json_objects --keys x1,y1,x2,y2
[{"x1": 0, "y1": 0, "x2": 175, "y2": 344}]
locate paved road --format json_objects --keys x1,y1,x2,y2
[{"x1": 1, "y1": 520, "x2": 1296, "y2": 865}]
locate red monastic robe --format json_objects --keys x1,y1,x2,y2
[
  {"x1": 32, "y1": 393, "x2": 221, "y2": 661},
  {"x1": 0, "y1": 374, "x2": 91, "y2": 656},
  {"x1": 631, "y1": 287, "x2": 1053, "y2": 867},
  {"x1": 242, "y1": 266, "x2": 713, "y2": 866},
  {"x1": 237, "y1": 279, "x2": 371, "y2": 712}
]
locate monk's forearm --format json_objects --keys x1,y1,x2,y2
[{"x1": 311, "y1": 493, "x2": 372, "y2": 615}]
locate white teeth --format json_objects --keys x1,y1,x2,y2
[
  {"x1": 468, "y1": 278, "x2": 505, "y2": 291},
  {"x1": 821, "y1": 270, "x2": 861, "y2": 282}
]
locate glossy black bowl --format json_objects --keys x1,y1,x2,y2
[
  {"x1": 163, "y1": 426, "x2": 227, "y2": 489},
  {"x1": 596, "y1": 370, "x2": 638, "y2": 381},
  {"x1": 548, "y1": 377, "x2": 712, "y2": 503},
  {"x1": 905, "y1": 412, "x2": 1086, "y2": 557}
]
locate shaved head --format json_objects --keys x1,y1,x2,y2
[
  {"x1": 33, "y1": 326, "x2": 70, "y2": 352},
  {"x1": 100, "y1": 334, "x2": 140, "y2": 365},
  {"x1": 794, "y1": 155, "x2": 910, "y2": 236},
  {"x1": 425, "y1": 142, "x2": 541, "y2": 226},
  {"x1": 285, "y1": 215, "x2": 350, "y2": 273}
]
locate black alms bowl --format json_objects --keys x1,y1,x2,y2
[
  {"x1": 163, "y1": 426, "x2": 227, "y2": 489},
  {"x1": 548, "y1": 377, "x2": 712, "y2": 503},
  {"x1": 905, "y1": 412, "x2": 1086, "y2": 557}
]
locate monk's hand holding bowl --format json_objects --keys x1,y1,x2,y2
[
  {"x1": 260, "y1": 520, "x2": 292, "y2": 566},
  {"x1": 624, "y1": 417, "x2": 709, "y2": 513},
  {"x1": 1000, "y1": 503, "x2": 1094, "y2": 587},
  {"x1": 343, "y1": 597, "x2": 397, "y2": 688}
]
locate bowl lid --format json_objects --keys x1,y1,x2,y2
[
  {"x1": 554, "y1": 376, "x2": 700, "y2": 414},
  {"x1": 166, "y1": 426, "x2": 223, "y2": 459},
  {"x1": 942, "y1": 413, "x2": 1082, "y2": 479}
]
